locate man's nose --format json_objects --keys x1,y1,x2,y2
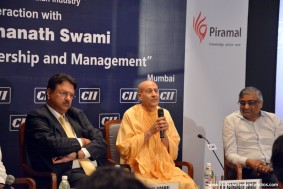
[{"x1": 243, "y1": 103, "x2": 251, "y2": 108}]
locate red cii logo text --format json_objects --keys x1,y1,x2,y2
[{"x1": 193, "y1": 12, "x2": 207, "y2": 43}]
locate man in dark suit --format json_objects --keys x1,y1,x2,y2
[{"x1": 25, "y1": 73, "x2": 107, "y2": 189}]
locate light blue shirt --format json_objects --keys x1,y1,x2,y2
[{"x1": 223, "y1": 110, "x2": 283, "y2": 166}]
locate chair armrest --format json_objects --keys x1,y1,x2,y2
[
  {"x1": 106, "y1": 158, "x2": 134, "y2": 172},
  {"x1": 22, "y1": 164, "x2": 52, "y2": 177},
  {"x1": 14, "y1": 177, "x2": 36, "y2": 189},
  {"x1": 225, "y1": 162, "x2": 242, "y2": 180},
  {"x1": 106, "y1": 158, "x2": 117, "y2": 165},
  {"x1": 22, "y1": 163, "x2": 57, "y2": 188},
  {"x1": 175, "y1": 161, "x2": 194, "y2": 178},
  {"x1": 50, "y1": 172, "x2": 58, "y2": 189}
]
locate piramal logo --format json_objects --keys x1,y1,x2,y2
[{"x1": 193, "y1": 12, "x2": 207, "y2": 43}]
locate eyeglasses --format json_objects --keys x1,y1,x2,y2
[
  {"x1": 57, "y1": 90, "x2": 76, "y2": 99},
  {"x1": 238, "y1": 100, "x2": 259, "y2": 106}
]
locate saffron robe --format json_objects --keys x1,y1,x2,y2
[{"x1": 116, "y1": 104, "x2": 197, "y2": 189}]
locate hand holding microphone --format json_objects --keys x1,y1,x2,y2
[
  {"x1": 158, "y1": 108, "x2": 166, "y2": 138},
  {"x1": 145, "y1": 109, "x2": 168, "y2": 140}
]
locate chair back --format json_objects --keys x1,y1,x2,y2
[
  {"x1": 19, "y1": 123, "x2": 29, "y2": 171},
  {"x1": 19, "y1": 123, "x2": 57, "y2": 189},
  {"x1": 105, "y1": 120, "x2": 121, "y2": 163}
]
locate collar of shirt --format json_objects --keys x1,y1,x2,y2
[
  {"x1": 236, "y1": 110, "x2": 265, "y2": 121},
  {"x1": 46, "y1": 104, "x2": 64, "y2": 121}
]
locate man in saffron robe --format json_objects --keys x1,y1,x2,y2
[{"x1": 116, "y1": 80, "x2": 197, "y2": 189}]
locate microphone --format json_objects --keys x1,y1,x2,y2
[
  {"x1": 3, "y1": 175, "x2": 15, "y2": 189},
  {"x1": 158, "y1": 108, "x2": 164, "y2": 138},
  {"x1": 197, "y1": 134, "x2": 224, "y2": 170}
]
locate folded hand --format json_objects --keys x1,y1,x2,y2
[{"x1": 52, "y1": 152, "x2": 76, "y2": 164}]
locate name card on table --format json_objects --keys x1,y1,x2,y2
[
  {"x1": 218, "y1": 179, "x2": 261, "y2": 189},
  {"x1": 148, "y1": 182, "x2": 179, "y2": 189}
]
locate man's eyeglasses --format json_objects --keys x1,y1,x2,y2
[
  {"x1": 57, "y1": 90, "x2": 76, "y2": 99},
  {"x1": 238, "y1": 100, "x2": 259, "y2": 106}
]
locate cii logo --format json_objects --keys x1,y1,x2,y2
[
  {"x1": 193, "y1": 12, "x2": 207, "y2": 43},
  {"x1": 99, "y1": 113, "x2": 120, "y2": 129},
  {"x1": 34, "y1": 87, "x2": 46, "y2": 104},
  {"x1": 120, "y1": 88, "x2": 177, "y2": 103},
  {"x1": 0, "y1": 87, "x2": 11, "y2": 104},
  {"x1": 79, "y1": 88, "x2": 100, "y2": 103},
  {"x1": 10, "y1": 115, "x2": 26, "y2": 131},
  {"x1": 159, "y1": 89, "x2": 177, "y2": 103},
  {"x1": 120, "y1": 88, "x2": 139, "y2": 103}
]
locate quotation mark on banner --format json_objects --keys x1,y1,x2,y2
[{"x1": 193, "y1": 12, "x2": 207, "y2": 43}]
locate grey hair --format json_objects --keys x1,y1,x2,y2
[{"x1": 239, "y1": 86, "x2": 263, "y2": 102}]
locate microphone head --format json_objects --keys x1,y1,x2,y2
[
  {"x1": 158, "y1": 108, "x2": 164, "y2": 117},
  {"x1": 6, "y1": 175, "x2": 15, "y2": 185},
  {"x1": 197, "y1": 134, "x2": 203, "y2": 138}
]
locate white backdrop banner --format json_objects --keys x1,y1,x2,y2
[
  {"x1": 276, "y1": 1, "x2": 283, "y2": 120},
  {"x1": 184, "y1": 0, "x2": 249, "y2": 188}
]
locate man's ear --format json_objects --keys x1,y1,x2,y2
[
  {"x1": 259, "y1": 101, "x2": 263, "y2": 109},
  {"x1": 46, "y1": 88, "x2": 51, "y2": 100},
  {"x1": 138, "y1": 93, "x2": 142, "y2": 101}
]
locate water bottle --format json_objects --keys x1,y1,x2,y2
[
  {"x1": 204, "y1": 163, "x2": 214, "y2": 189},
  {"x1": 59, "y1": 175, "x2": 70, "y2": 189}
]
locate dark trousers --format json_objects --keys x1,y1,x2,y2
[
  {"x1": 34, "y1": 168, "x2": 88, "y2": 189},
  {"x1": 242, "y1": 168, "x2": 278, "y2": 188},
  {"x1": 64, "y1": 168, "x2": 88, "y2": 188}
]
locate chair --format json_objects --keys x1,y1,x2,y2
[
  {"x1": 104, "y1": 120, "x2": 132, "y2": 172},
  {"x1": 104, "y1": 120, "x2": 194, "y2": 178},
  {"x1": 14, "y1": 177, "x2": 36, "y2": 189},
  {"x1": 19, "y1": 123, "x2": 57, "y2": 189},
  {"x1": 224, "y1": 153, "x2": 242, "y2": 180}
]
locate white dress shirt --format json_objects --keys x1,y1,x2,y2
[
  {"x1": 0, "y1": 147, "x2": 7, "y2": 184},
  {"x1": 223, "y1": 110, "x2": 283, "y2": 167}
]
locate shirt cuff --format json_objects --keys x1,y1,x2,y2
[
  {"x1": 0, "y1": 177, "x2": 5, "y2": 185},
  {"x1": 77, "y1": 138, "x2": 83, "y2": 147},
  {"x1": 81, "y1": 148, "x2": 90, "y2": 159},
  {"x1": 239, "y1": 157, "x2": 248, "y2": 167}
]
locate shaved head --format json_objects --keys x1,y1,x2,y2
[
  {"x1": 138, "y1": 80, "x2": 157, "y2": 93},
  {"x1": 137, "y1": 80, "x2": 159, "y2": 112}
]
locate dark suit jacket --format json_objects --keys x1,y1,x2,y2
[{"x1": 25, "y1": 105, "x2": 107, "y2": 177}]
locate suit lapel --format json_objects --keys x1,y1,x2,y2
[
  {"x1": 43, "y1": 105, "x2": 68, "y2": 137},
  {"x1": 66, "y1": 114, "x2": 82, "y2": 137}
]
